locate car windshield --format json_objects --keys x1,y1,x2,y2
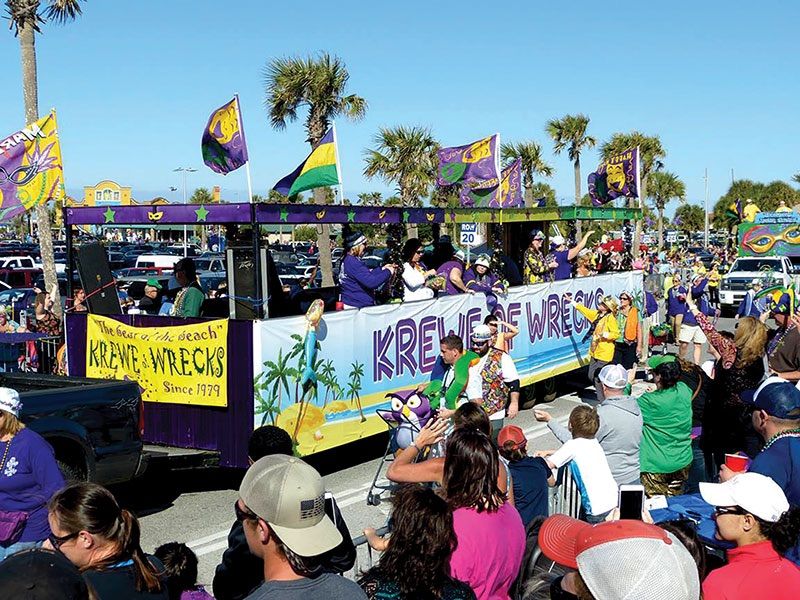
[
  {"x1": 195, "y1": 260, "x2": 212, "y2": 270},
  {"x1": 731, "y1": 258, "x2": 782, "y2": 272}
]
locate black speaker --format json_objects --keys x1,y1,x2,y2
[{"x1": 75, "y1": 242, "x2": 122, "y2": 315}]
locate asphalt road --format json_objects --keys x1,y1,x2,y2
[{"x1": 118, "y1": 316, "x2": 737, "y2": 588}]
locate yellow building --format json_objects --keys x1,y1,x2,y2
[{"x1": 75, "y1": 180, "x2": 133, "y2": 207}]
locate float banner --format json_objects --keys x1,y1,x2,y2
[
  {"x1": 86, "y1": 315, "x2": 228, "y2": 407},
  {"x1": 253, "y1": 271, "x2": 640, "y2": 456},
  {"x1": 739, "y1": 222, "x2": 800, "y2": 257},
  {"x1": 437, "y1": 134, "x2": 500, "y2": 187},
  {"x1": 587, "y1": 147, "x2": 639, "y2": 206},
  {"x1": 0, "y1": 111, "x2": 65, "y2": 222},
  {"x1": 459, "y1": 158, "x2": 523, "y2": 208}
]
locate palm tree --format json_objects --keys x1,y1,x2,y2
[
  {"x1": 347, "y1": 361, "x2": 366, "y2": 422},
  {"x1": 500, "y1": 141, "x2": 554, "y2": 207},
  {"x1": 7, "y1": 0, "x2": 85, "y2": 316},
  {"x1": 546, "y1": 114, "x2": 596, "y2": 206},
  {"x1": 364, "y1": 126, "x2": 439, "y2": 237},
  {"x1": 793, "y1": 173, "x2": 800, "y2": 185},
  {"x1": 647, "y1": 171, "x2": 686, "y2": 251},
  {"x1": 600, "y1": 132, "x2": 666, "y2": 256},
  {"x1": 264, "y1": 53, "x2": 367, "y2": 286}
]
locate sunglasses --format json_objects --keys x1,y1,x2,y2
[
  {"x1": 234, "y1": 500, "x2": 259, "y2": 523},
  {"x1": 488, "y1": 322, "x2": 498, "y2": 327},
  {"x1": 48, "y1": 531, "x2": 79, "y2": 549},
  {"x1": 714, "y1": 506, "x2": 746, "y2": 517}
]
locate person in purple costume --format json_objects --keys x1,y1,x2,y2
[
  {"x1": 437, "y1": 249, "x2": 471, "y2": 295},
  {"x1": 339, "y1": 232, "x2": 396, "y2": 309},
  {"x1": 549, "y1": 230, "x2": 595, "y2": 281}
]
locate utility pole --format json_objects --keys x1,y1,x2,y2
[
  {"x1": 704, "y1": 168, "x2": 709, "y2": 248},
  {"x1": 173, "y1": 167, "x2": 197, "y2": 256}
]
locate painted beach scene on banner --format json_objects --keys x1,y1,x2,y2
[{"x1": 253, "y1": 271, "x2": 640, "y2": 455}]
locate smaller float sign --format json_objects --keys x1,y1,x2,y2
[{"x1": 86, "y1": 315, "x2": 228, "y2": 407}]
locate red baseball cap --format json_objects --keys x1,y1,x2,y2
[{"x1": 497, "y1": 425, "x2": 526, "y2": 450}]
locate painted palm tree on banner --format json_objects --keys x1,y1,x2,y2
[
  {"x1": 600, "y1": 132, "x2": 666, "y2": 257},
  {"x1": 648, "y1": 171, "x2": 686, "y2": 251},
  {"x1": 363, "y1": 125, "x2": 439, "y2": 237},
  {"x1": 264, "y1": 53, "x2": 367, "y2": 287},
  {"x1": 6, "y1": 0, "x2": 86, "y2": 316},
  {"x1": 500, "y1": 141, "x2": 554, "y2": 208}
]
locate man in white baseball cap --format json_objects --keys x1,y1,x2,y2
[
  {"x1": 237, "y1": 455, "x2": 366, "y2": 599},
  {"x1": 700, "y1": 472, "x2": 800, "y2": 599}
]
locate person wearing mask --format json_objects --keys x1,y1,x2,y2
[
  {"x1": 436, "y1": 248, "x2": 470, "y2": 295},
  {"x1": 0, "y1": 388, "x2": 65, "y2": 562},
  {"x1": 688, "y1": 292, "x2": 767, "y2": 465},
  {"x1": 549, "y1": 230, "x2": 595, "y2": 281},
  {"x1": 137, "y1": 280, "x2": 163, "y2": 315},
  {"x1": 539, "y1": 364, "x2": 643, "y2": 487},
  {"x1": 213, "y1": 426, "x2": 355, "y2": 600},
  {"x1": 484, "y1": 313, "x2": 518, "y2": 353},
  {"x1": 466, "y1": 324, "x2": 520, "y2": 438},
  {"x1": 700, "y1": 473, "x2": 800, "y2": 599},
  {"x1": 497, "y1": 425, "x2": 551, "y2": 526},
  {"x1": 766, "y1": 294, "x2": 800, "y2": 381},
  {"x1": 534, "y1": 405, "x2": 618, "y2": 522},
  {"x1": 443, "y1": 428, "x2": 525, "y2": 600},
  {"x1": 637, "y1": 357, "x2": 694, "y2": 497},
  {"x1": 45, "y1": 482, "x2": 168, "y2": 599},
  {"x1": 171, "y1": 258, "x2": 204, "y2": 318},
  {"x1": 567, "y1": 294, "x2": 620, "y2": 401},
  {"x1": 236, "y1": 455, "x2": 366, "y2": 599},
  {"x1": 400, "y1": 238, "x2": 436, "y2": 302},
  {"x1": 522, "y1": 230, "x2": 550, "y2": 285},
  {"x1": 614, "y1": 291, "x2": 642, "y2": 369},
  {"x1": 358, "y1": 485, "x2": 476, "y2": 600},
  {"x1": 339, "y1": 233, "x2": 395, "y2": 309}
]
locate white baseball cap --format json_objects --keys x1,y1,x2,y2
[
  {"x1": 0, "y1": 387, "x2": 21, "y2": 418},
  {"x1": 551, "y1": 235, "x2": 565, "y2": 246},
  {"x1": 239, "y1": 455, "x2": 342, "y2": 557},
  {"x1": 700, "y1": 472, "x2": 789, "y2": 523},
  {"x1": 471, "y1": 324, "x2": 493, "y2": 343},
  {"x1": 598, "y1": 364, "x2": 628, "y2": 389}
]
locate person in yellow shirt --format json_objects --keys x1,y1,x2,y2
[
  {"x1": 566, "y1": 294, "x2": 620, "y2": 401},
  {"x1": 776, "y1": 200, "x2": 793, "y2": 213},
  {"x1": 743, "y1": 198, "x2": 761, "y2": 222},
  {"x1": 707, "y1": 263, "x2": 721, "y2": 306}
]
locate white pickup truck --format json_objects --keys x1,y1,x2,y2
[{"x1": 719, "y1": 256, "x2": 800, "y2": 315}]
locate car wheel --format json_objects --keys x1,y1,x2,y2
[{"x1": 57, "y1": 459, "x2": 86, "y2": 483}]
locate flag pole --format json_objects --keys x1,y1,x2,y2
[
  {"x1": 235, "y1": 94, "x2": 254, "y2": 204},
  {"x1": 332, "y1": 121, "x2": 344, "y2": 205}
]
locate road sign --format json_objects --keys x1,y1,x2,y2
[
  {"x1": 460, "y1": 223, "x2": 482, "y2": 247},
  {"x1": 666, "y1": 231, "x2": 678, "y2": 244}
]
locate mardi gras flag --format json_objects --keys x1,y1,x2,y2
[
  {"x1": 273, "y1": 127, "x2": 340, "y2": 196},
  {"x1": 0, "y1": 111, "x2": 65, "y2": 223},
  {"x1": 459, "y1": 158, "x2": 523, "y2": 208},
  {"x1": 587, "y1": 147, "x2": 640, "y2": 206},
  {"x1": 437, "y1": 134, "x2": 500, "y2": 187},
  {"x1": 725, "y1": 198, "x2": 743, "y2": 221},
  {"x1": 201, "y1": 96, "x2": 249, "y2": 174}
]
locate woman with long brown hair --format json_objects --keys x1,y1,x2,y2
[
  {"x1": 32, "y1": 289, "x2": 61, "y2": 336},
  {"x1": 359, "y1": 485, "x2": 476, "y2": 600},
  {"x1": 687, "y1": 298, "x2": 768, "y2": 468},
  {"x1": 444, "y1": 428, "x2": 525, "y2": 600},
  {"x1": 46, "y1": 482, "x2": 167, "y2": 599}
]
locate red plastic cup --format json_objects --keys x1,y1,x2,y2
[
  {"x1": 725, "y1": 453, "x2": 749, "y2": 472},
  {"x1": 335, "y1": 301, "x2": 344, "y2": 311}
]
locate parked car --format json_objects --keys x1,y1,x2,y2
[
  {"x1": 0, "y1": 287, "x2": 36, "y2": 323},
  {"x1": 0, "y1": 255, "x2": 36, "y2": 269},
  {"x1": 194, "y1": 256, "x2": 226, "y2": 273},
  {"x1": 719, "y1": 256, "x2": 798, "y2": 316},
  {"x1": 7, "y1": 372, "x2": 148, "y2": 483},
  {"x1": 135, "y1": 254, "x2": 181, "y2": 270},
  {"x1": 0, "y1": 267, "x2": 43, "y2": 289},
  {"x1": 113, "y1": 267, "x2": 171, "y2": 278}
]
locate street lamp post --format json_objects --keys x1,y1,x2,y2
[{"x1": 173, "y1": 167, "x2": 197, "y2": 257}]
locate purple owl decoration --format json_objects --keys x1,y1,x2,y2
[{"x1": 377, "y1": 389, "x2": 434, "y2": 449}]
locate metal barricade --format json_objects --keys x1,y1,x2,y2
[
  {"x1": 36, "y1": 335, "x2": 63, "y2": 374},
  {"x1": 547, "y1": 465, "x2": 583, "y2": 519},
  {"x1": 346, "y1": 524, "x2": 390, "y2": 581}
]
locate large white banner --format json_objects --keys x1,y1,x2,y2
[{"x1": 253, "y1": 271, "x2": 641, "y2": 455}]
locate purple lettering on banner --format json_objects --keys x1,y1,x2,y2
[
  {"x1": 507, "y1": 303, "x2": 521, "y2": 352},
  {"x1": 437, "y1": 316, "x2": 448, "y2": 340},
  {"x1": 396, "y1": 318, "x2": 418, "y2": 377},
  {"x1": 526, "y1": 299, "x2": 547, "y2": 343},
  {"x1": 561, "y1": 296, "x2": 573, "y2": 336},
  {"x1": 373, "y1": 327, "x2": 395, "y2": 382},
  {"x1": 466, "y1": 307, "x2": 482, "y2": 335},
  {"x1": 419, "y1": 316, "x2": 438, "y2": 374},
  {"x1": 493, "y1": 305, "x2": 506, "y2": 321},
  {"x1": 456, "y1": 313, "x2": 467, "y2": 341},
  {"x1": 546, "y1": 294, "x2": 562, "y2": 338}
]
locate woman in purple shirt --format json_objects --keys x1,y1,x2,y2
[
  {"x1": 0, "y1": 387, "x2": 65, "y2": 561},
  {"x1": 549, "y1": 231, "x2": 595, "y2": 281},
  {"x1": 339, "y1": 233, "x2": 396, "y2": 309}
]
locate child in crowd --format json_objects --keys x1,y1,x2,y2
[
  {"x1": 535, "y1": 405, "x2": 618, "y2": 522},
  {"x1": 154, "y1": 542, "x2": 213, "y2": 600},
  {"x1": 497, "y1": 425, "x2": 552, "y2": 526}
]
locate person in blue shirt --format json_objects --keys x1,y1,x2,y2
[
  {"x1": 720, "y1": 377, "x2": 800, "y2": 566},
  {"x1": 679, "y1": 276, "x2": 717, "y2": 365},
  {"x1": 666, "y1": 274, "x2": 686, "y2": 342},
  {"x1": 548, "y1": 230, "x2": 595, "y2": 281},
  {"x1": 497, "y1": 425, "x2": 551, "y2": 526},
  {"x1": 737, "y1": 279, "x2": 765, "y2": 320},
  {"x1": 339, "y1": 233, "x2": 396, "y2": 309}
]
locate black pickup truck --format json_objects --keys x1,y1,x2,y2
[{"x1": 1, "y1": 373, "x2": 147, "y2": 484}]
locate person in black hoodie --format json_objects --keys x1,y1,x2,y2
[{"x1": 212, "y1": 426, "x2": 356, "y2": 600}]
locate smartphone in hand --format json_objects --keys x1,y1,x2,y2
[{"x1": 618, "y1": 484, "x2": 645, "y2": 520}]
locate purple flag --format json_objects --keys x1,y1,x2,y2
[
  {"x1": 201, "y1": 96, "x2": 249, "y2": 174},
  {"x1": 587, "y1": 147, "x2": 639, "y2": 206},
  {"x1": 459, "y1": 158, "x2": 522, "y2": 208},
  {"x1": 437, "y1": 134, "x2": 500, "y2": 187}
]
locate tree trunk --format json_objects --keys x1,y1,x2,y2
[
  {"x1": 20, "y1": 24, "x2": 60, "y2": 316},
  {"x1": 657, "y1": 205, "x2": 664, "y2": 252},
  {"x1": 312, "y1": 187, "x2": 335, "y2": 287},
  {"x1": 524, "y1": 182, "x2": 533, "y2": 208},
  {"x1": 573, "y1": 159, "x2": 582, "y2": 238}
]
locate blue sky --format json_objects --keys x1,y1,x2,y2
[{"x1": 0, "y1": 1, "x2": 798, "y2": 215}]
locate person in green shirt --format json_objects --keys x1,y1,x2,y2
[
  {"x1": 637, "y1": 355, "x2": 693, "y2": 497},
  {"x1": 171, "y1": 258, "x2": 205, "y2": 318}
]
